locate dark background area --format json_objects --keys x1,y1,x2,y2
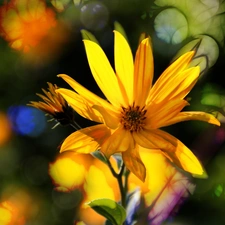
[{"x1": 1, "y1": 0, "x2": 225, "y2": 224}]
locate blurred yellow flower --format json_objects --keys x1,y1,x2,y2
[
  {"x1": 49, "y1": 152, "x2": 94, "y2": 192},
  {"x1": 49, "y1": 152, "x2": 120, "y2": 225},
  {"x1": 0, "y1": 0, "x2": 56, "y2": 52},
  {"x1": 0, "y1": 187, "x2": 40, "y2": 225},
  {"x1": 0, "y1": 112, "x2": 12, "y2": 147},
  {"x1": 0, "y1": 201, "x2": 25, "y2": 225},
  {"x1": 56, "y1": 30, "x2": 220, "y2": 181}
]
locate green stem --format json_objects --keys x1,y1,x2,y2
[
  {"x1": 124, "y1": 169, "x2": 130, "y2": 200},
  {"x1": 106, "y1": 159, "x2": 127, "y2": 208},
  {"x1": 118, "y1": 163, "x2": 126, "y2": 208},
  {"x1": 70, "y1": 120, "x2": 82, "y2": 130}
]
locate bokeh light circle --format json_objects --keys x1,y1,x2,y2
[
  {"x1": 154, "y1": 8, "x2": 188, "y2": 44},
  {"x1": 7, "y1": 105, "x2": 46, "y2": 137},
  {"x1": 80, "y1": 1, "x2": 109, "y2": 31}
]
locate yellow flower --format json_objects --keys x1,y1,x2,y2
[{"x1": 56, "y1": 30, "x2": 220, "y2": 181}]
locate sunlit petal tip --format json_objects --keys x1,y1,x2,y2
[
  {"x1": 137, "y1": 168, "x2": 146, "y2": 182},
  {"x1": 209, "y1": 117, "x2": 221, "y2": 126},
  {"x1": 133, "y1": 170, "x2": 146, "y2": 182},
  {"x1": 140, "y1": 37, "x2": 150, "y2": 45},
  {"x1": 59, "y1": 147, "x2": 69, "y2": 153},
  {"x1": 185, "y1": 65, "x2": 200, "y2": 79},
  {"x1": 192, "y1": 65, "x2": 200, "y2": 72},
  {"x1": 184, "y1": 50, "x2": 195, "y2": 59},
  {"x1": 54, "y1": 88, "x2": 61, "y2": 94},
  {"x1": 59, "y1": 138, "x2": 73, "y2": 153},
  {"x1": 187, "y1": 160, "x2": 204, "y2": 176},
  {"x1": 139, "y1": 37, "x2": 153, "y2": 52},
  {"x1": 57, "y1": 74, "x2": 70, "y2": 79},
  {"x1": 83, "y1": 39, "x2": 97, "y2": 46},
  {"x1": 192, "y1": 169, "x2": 208, "y2": 179},
  {"x1": 113, "y1": 30, "x2": 131, "y2": 46},
  {"x1": 113, "y1": 30, "x2": 120, "y2": 35},
  {"x1": 173, "y1": 50, "x2": 195, "y2": 67},
  {"x1": 122, "y1": 146, "x2": 146, "y2": 182}
]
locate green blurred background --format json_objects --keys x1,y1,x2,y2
[{"x1": 0, "y1": 0, "x2": 225, "y2": 224}]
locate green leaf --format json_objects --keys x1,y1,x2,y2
[
  {"x1": 73, "y1": 0, "x2": 81, "y2": 6},
  {"x1": 91, "y1": 150, "x2": 108, "y2": 165},
  {"x1": 81, "y1": 30, "x2": 99, "y2": 44},
  {"x1": 113, "y1": 154, "x2": 123, "y2": 171},
  {"x1": 214, "y1": 184, "x2": 223, "y2": 197},
  {"x1": 51, "y1": 0, "x2": 70, "y2": 11},
  {"x1": 87, "y1": 198, "x2": 126, "y2": 225},
  {"x1": 141, "y1": 12, "x2": 147, "y2": 20},
  {"x1": 114, "y1": 22, "x2": 128, "y2": 41}
]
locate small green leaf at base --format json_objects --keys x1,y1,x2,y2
[
  {"x1": 91, "y1": 150, "x2": 108, "y2": 165},
  {"x1": 114, "y1": 22, "x2": 128, "y2": 41},
  {"x1": 81, "y1": 30, "x2": 99, "y2": 44},
  {"x1": 86, "y1": 198, "x2": 126, "y2": 225}
]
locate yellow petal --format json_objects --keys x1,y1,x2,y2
[
  {"x1": 57, "y1": 74, "x2": 117, "y2": 113},
  {"x1": 155, "y1": 51, "x2": 195, "y2": 84},
  {"x1": 134, "y1": 37, "x2": 154, "y2": 106},
  {"x1": 93, "y1": 105, "x2": 120, "y2": 129},
  {"x1": 101, "y1": 128, "x2": 134, "y2": 158},
  {"x1": 163, "y1": 111, "x2": 221, "y2": 127},
  {"x1": 114, "y1": 30, "x2": 134, "y2": 105},
  {"x1": 148, "y1": 66, "x2": 200, "y2": 104},
  {"x1": 145, "y1": 99, "x2": 189, "y2": 129},
  {"x1": 122, "y1": 145, "x2": 146, "y2": 182},
  {"x1": 56, "y1": 88, "x2": 104, "y2": 123},
  {"x1": 83, "y1": 40, "x2": 127, "y2": 107},
  {"x1": 147, "y1": 51, "x2": 196, "y2": 104},
  {"x1": 153, "y1": 129, "x2": 205, "y2": 175},
  {"x1": 133, "y1": 129, "x2": 204, "y2": 175},
  {"x1": 60, "y1": 124, "x2": 111, "y2": 153}
]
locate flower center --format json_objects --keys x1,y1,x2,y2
[{"x1": 120, "y1": 104, "x2": 147, "y2": 132}]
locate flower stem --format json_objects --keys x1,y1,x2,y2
[
  {"x1": 118, "y1": 162, "x2": 126, "y2": 208},
  {"x1": 106, "y1": 159, "x2": 127, "y2": 208},
  {"x1": 70, "y1": 120, "x2": 82, "y2": 130}
]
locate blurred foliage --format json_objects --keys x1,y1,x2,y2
[{"x1": 0, "y1": 0, "x2": 225, "y2": 224}]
